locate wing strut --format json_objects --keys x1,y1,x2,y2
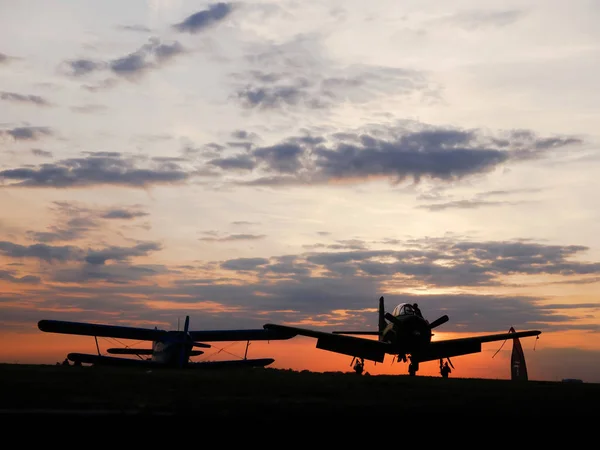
[
  {"x1": 95, "y1": 336, "x2": 100, "y2": 356},
  {"x1": 244, "y1": 340, "x2": 250, "y2": 360}
]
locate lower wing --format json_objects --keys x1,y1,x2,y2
[
  {"x1": 264, "y1": 323, "x2": 392, "y2": 362},
  {"x1": 187, "y1": 358, "x2": 275, "y2": 369},
  {"x1": 413, "y1": 330, "x2": 541, "y2": 363},
  {"x1": 68, "y1": 353, "x2": 160, "y2": 368}
]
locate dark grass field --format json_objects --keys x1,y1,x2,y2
[{"x1": 1, "y1": 363, "x2": 598, "y2": 423}]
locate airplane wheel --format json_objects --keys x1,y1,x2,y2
[{"x1": 409, "y1": 364, "x2": 416, "y2": 376}]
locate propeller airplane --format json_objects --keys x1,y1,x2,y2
[
  {"x1": 264, "y1": 296, "x2": 541, "y2": 376},
  {"x1": 38, "y1": 315, "x2": 296, "y2": 369}
]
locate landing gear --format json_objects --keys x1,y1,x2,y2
[
  {"x1": 353, "y1": 357, "x2": 365, "y2": 375},
  {"x1": 408, "y1": 361, "x2": 419, "y2": 376}
]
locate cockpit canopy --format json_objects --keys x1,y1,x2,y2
[{"x1": 392, "y1": 303, "x2": 417, "y2": 317}]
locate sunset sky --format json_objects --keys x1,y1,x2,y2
[{"x1": 1, "y1": 0, "x2": 599, "y2": 383}]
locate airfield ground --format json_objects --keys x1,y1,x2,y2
[{"x1": 1, "y1": 363, "x2": 598, "y2": 423}]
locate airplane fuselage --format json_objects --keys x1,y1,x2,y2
[
  {"x1": 151, "y1": 331, "x2": 194, "y2": 366},
  {"x1": 381, "y1": 313, "x2": 432, "y2": 355}
]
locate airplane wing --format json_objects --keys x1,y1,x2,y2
[
  {"x1": 68, "y1": 353, "x2": 273, "y2": 369},
  {"x1": 264, "y1": 324, "x2": 541, "y2": 364},
  {"x1": 68, "y1": 353, "x2": 161, "y2": 368},
  {"x1": 263, "y1": 324, "x2": 392, "y2": 362},
  {"x1": 187, "y1": 358, "x2": 275, "y2": 369},
  {"x1": 39, "y1": 320, "x2": 297, "y2": 343},
  {"x1": 188, "y1": 328, "x2": 297, "y2": 342},
  {"x1": 38, "y1": 320, "x2": 167, "y2": 341},
  {"x1": 413, "y1": 330, "x2": 542, "y2": 363}
]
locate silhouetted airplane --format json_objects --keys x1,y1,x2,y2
[
  {"x1": 264, "y1": 296, "x2": 541, "y2": 376},
  {"x1": 38, "y1": 315, "x2": 296, "y2": 369}
]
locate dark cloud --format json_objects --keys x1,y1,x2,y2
[
  {"x1": 0, "y1": 241, "x2": 83, "y2": 263},
  {"x1": 101, "y1": 208, "x2": 149, "y2": 220},
  {"x1": 0, "y1": 270, "x2": 41, "y2": 284},
  {"x1": 0, "y1": 152, "x2": 192, "y2": 188},
  {"x1": 231, "y1": 64, "x2": 437, "y2": 111},
  {"x1": 199, "y1": 234, "x2": 266, "y2": 242},
  {"x1": 85, "y1": 242, "x2": 162, "y2": 265},
  {"x1": 209, "y1": 155, "x2": 256, "y2": 171},
  {"x1": 218, "y1": 125, "x2": 583, "y2": 187},
  {"x1": 110, "y1": 40, "x2": 185, "y2": 79},
  {"x1": 31, "y1": 149, "x2": 53, "y2": 158},
  {"x1": 52, "y1": 263, "x2": 169, "y2": 284},
  {"x1": 221, "y1": 257, "x2": 270, "y2": 270},
  {"x1": 64, "y1": 59, "x2": 105, "y2": 76},
  {"x1": 0, "y1": 126, "x2": 53, "y2": 141},
  {"x1": 62, "y1": 39, "x2": 185, "y2": 82},
  {"x1": 117, "y1": 24, "x2": 153, "y2": 33},
  {"x1": 0, "y1": 92, "x2": 51, "y2": 106},
  {"x1": 173, "y1": 3, "x2": 234, "y2": 33},
  {"x1": 5, "y1": 237, "x2": 600, "y2": 347}
]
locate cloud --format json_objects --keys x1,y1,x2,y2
[
  {"x1": 0, "y1": 92, "x2": 51, "y2": 106},
  {"x1": 64, "y1": 59, "x2": 106, "y2": 76},
  {"x1": 0, "y1": 126, "x2": 53, "y2": 141},
  {"x1": 70, "y1": 104, "x2": 108, "y2": 114},
  {"x1": 26, "y1": 201, "x2": 147, "y2": 243},
  {"x1": 116, "y1": 24, "x2": 153, "y2": 33},
  {"x1": 210, "y1": 124, "x2": 583, "y2": 187},
  {"x1": 101, "y1": 208, "x2": 149, "y2": 220},
  {"x1": 231, "y1": 65, "x2": 436, "y2": 111},
  {"x1": 31, "y1": 149, "x2": 53, "y2": 158},
  {"x1": 441, "y1": 9, "x2": 525, "y2": 30},
  {"x1": 25, "y1": 202, "x2": 150, "y2": 252},
  {"x1": 62, "y1": 39, "x2": 186, "y2": 82},
  {"x1": 0, "y1": 152, "x2": 192, "y2": 188},
  {"x1": 85, "y1": 242, "x2": 162, "y2": 265},
  {"x1": 109, "y1": 39, "x2": 185, "y2": 79},
  {"x1": 4, "y1": 236, "x2": 599, "y2": 334},
  {"x1": 0, "y1": 241, "x2": 83, "y2": 263},
  {"x1": 0, "y1": 270, "x2": 41, "y2": 284},
  {"x1": 0, "y1": 52, "x2": 14, "y2": 64},
  {"x1": 199, "y1": 233, "x2": 266, "y2": 242},
  {"x1": 173, "y1": 3, "x2": 234, "y2": 33}
]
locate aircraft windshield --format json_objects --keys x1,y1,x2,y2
[{"x1": 392, "y1": 303, "x2": 415, "y2": 317}]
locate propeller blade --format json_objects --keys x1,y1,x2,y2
[
  {"x1": 429, "y1": 315, "x2": 449, "y2": 329},
  {"x1": 193, "y1": 342, "x2": 211, "y2": 348},
  {"x1": 384, "y1": 312, "x2": 402, "y2": 327},
  {"x1": 178, "y1": 315, "x2": 191, "y2": 368}
]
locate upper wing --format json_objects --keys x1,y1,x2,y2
[
  {"x1": 413, "y1": 330, "x2": 541, "y2": 363},
  {"x1": 263, "y1": 323, "x2": 392, "y2": 362},
  {"x1": 38, "y1": 320, "x2": 167, "y2": 341},
  {"x1": 189, "y1": 328, "x2": 297, "y2": 342}
]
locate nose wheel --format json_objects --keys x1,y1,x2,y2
[{"x1": 408, "y1": 360, "x2": 419, "y2": 376}]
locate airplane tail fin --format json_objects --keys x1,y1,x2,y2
[
  {"x1": 378, "y1": 296, "x2": 386, "y2": 341},
  {"x1": 509, "y1": 326, "x2": 529, "y2": 381}
]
